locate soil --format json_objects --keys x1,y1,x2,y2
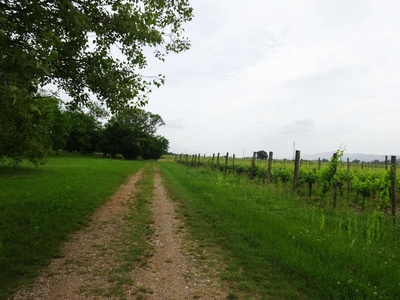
[{"x1": 11, "y1": 169, "x2": 228, "y2": 299}]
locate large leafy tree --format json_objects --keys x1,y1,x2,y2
[
  {"x1": 0, "y1": 0, "x2": 193, "y2": 111},
  {"x1": 0, "y1": 0, "x2": 192, "y2": 163}
]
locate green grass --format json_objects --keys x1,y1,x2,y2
[
  {"x1": 0, "y1": 155, "x2": 144, "y2": 299},
  {"x1": 159, "y1": 162, "x2": 400, "y2": 299}
]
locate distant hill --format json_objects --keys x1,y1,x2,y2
[{"x1": 301, "y1": 152, "x2": 394, "y2": 162}]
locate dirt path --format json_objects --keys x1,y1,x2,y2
[
  {"x1": 133, "y1": 171, "x2": 227, "y2": 299},
  {"x1": 12, "y1": 168, "x2": 228, "y2": 300}
]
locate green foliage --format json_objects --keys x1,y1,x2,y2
[
  {"x1": 64, "y1": 109, "x2": 101, "y2": 154},
  {"x1": 178, "y1": 150, "x2": 399, "y2": 214},
  {"x1": 0, "y1": 0, "x2": 193, "y2": 111},
  {"x1": 49, "y1": 105, "x2": 71, "y2": 151},
  {"x1": 0, "y1": 95, "x2": 61, "y2": 165},
  {"x1": 319, "y1": 148, "x2": 344, "y2": 195},
  {"x1": 299, "y1": 167, "x2": 319, "y2": 196},
  {"x1": 99, "y1": 108, "x2": 168, "y2": 159},
  {"x1": 141, "y1": 135, "x2": 169, "y2": 160}
]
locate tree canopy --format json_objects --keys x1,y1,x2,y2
[{"x1": 0, "y1": 0, "x2": 193, "y2": 111}]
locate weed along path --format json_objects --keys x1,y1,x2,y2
[{"x1": 12, "y1": 166, "x2": 227, "y2": 300}]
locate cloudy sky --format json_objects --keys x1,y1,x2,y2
[{"x1": 144, "y1": 0, "x2": 400, "y2": 159}]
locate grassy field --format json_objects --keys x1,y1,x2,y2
[
  {"x1": 160, "y1": 161, "x2": 400, "y2": 299},
  {"x1": 3, "y1": 155, "x2": 400, "y2": 299},
  {"x1": 0, "y1": 155, "x2": 144, "y2": 299}
]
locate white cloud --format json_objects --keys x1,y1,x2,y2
[{"x1": 145, "y1": 0, "x2": 400, "y2": 158}]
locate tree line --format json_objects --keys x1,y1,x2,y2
[
  {"x1": 0, "y1": 95, "x2": 169, "y2": 165},
  {"x1": 1, "y1": 1, "x2": 193, "y2": 165}
]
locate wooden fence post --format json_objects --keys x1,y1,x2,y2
[
  {"x1": 318, "y1": 158, "x2": 321, "y2": 170},
  {"x1": 232, "y1": 154, "x2": 236, "y2": 174},
  {"x1": 211, "y1": 153, "x2": 215, "y2": 169},
  {"x1": 293, "y1": 150, "x2": 300, "y2": 190},
  {"x1": 216, "y1": 153, "x2": 220, "y2": 171},
  {"x1": 224, "y1": 152, "x2": 229, "y2": 174},
  {"x1": 347, "y1": 157, "x2": 350, "y2": 195},
  {"x1": 385, "y1": 155, "x2": 388, "y2": 170},
  {"x1": 267, "y1": 151, "x2": 273, "y2": 183},
  {"x1": 249, "y1": 151, "x2": 257, "y2": 180},
  {"x1": 391, "y1": 156, "x2": 397, "y2": 225},
  {"x1": 332, "y1": 152, "x2": 338, "y2": 208}
]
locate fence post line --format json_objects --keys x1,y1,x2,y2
[
  {"x1": 391, "y1": 156, "x2": 397, "y2": 225},
  {"x1": 293, "y1": 150, "x2": 301, "y2": 190}
]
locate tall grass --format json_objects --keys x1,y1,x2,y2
[
  {"x1": 0, "y1": 155, "x2": 143, "y2": 299},
  {"x1": 160, "y1": 162, "x2": 400, "y2": 299}
]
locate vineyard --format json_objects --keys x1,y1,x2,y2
[
  {"x1": 162, "y1": 156, "x2": 400, "y2": 298},
  {"x1": 176, "y1": 149, "x2": 398, "y2": 217}
]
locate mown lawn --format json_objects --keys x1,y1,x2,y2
[{"x1": 0, "y1": 155, "x2": 143, "y2": 299}]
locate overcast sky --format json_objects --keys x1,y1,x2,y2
[{"x1": 144, "y1": 0, "x2": 400, "y2": 159}]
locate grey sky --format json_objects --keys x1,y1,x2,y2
[{"x1": 145, "y1": 0, "x2": 400, "y2": 158}]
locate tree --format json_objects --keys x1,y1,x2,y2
[
  {"x1": 49, "y1": 104, "x2": 71, "y2": 152},
  {"x1": 0, "y1": 1, "x2": 192, "y2": 163},
  {"x1": 99, "y1": 108, "x2": 168, "y2": 159},
  {"x1": 0, "y1": 95, "x2": 60, "y2": 165},
  {"x1": 64, "y1": 109, "x2": 101, "y2": 154},
  {"x1": 256, "y1": 150, "x2": 268, "y2": 160},
  {"x1": 1, "y1": 0, "x2": 193, "y2": 112},
  {"x1": 142, "y1": 135, "x2": 169, "y2": 159}
]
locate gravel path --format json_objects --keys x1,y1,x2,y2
[{"x1": 11, "y1": 168, "x2": 228, "y2": 300}]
